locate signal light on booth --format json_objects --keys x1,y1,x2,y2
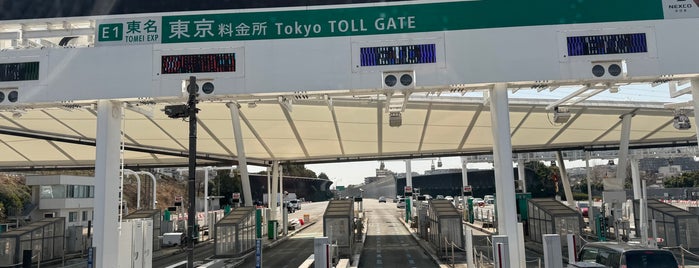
[
  {"x1": 382, "y1": 71, "x2": 415, "y2": 89},
  {"x1": 591, "y1": 60, "x2": 626, "y2": 79},
  {"x1": 0, "y1": 90, "x2": 18, "y2": 103},
  {"x1": 8, "y1": 91, "x2": 18, "y2": 102},
  {"x1": 201, "y1": 82, "x2": 215, "y2": 94},
  {"x1": 182, "y1": 79, "x2": 215, "y2": 96}
]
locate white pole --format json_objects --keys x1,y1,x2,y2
[
  {"x1": 136, "y1": 171, "x2": 158, "y2": 210},
  {"x1": 631, "y1": 158, "x2": 642, "y2": 200},
  {"x1": 489, "y1": 84, "x2": 522, "y2": 266},
  {"x1": 204, "y1": 167, "x2": 209, "y2": 227},
  {"x1": 461, "y1": 156, "x2": 469, "y2": 218},
  {"x1": 556, "y1": 151, "x2": 575, "y2": 207},
  {"x1": 517, "y1": 155, "x2": 527, "y2": 193},
  {"x1": 93, "y1": 100, "x2": 122, "y2": 268},
  {"x1": 641, "y1": 180, "x2": 649, "y2": 247},
  {"x1": 280, "y1": 164, "x2": 287, "y2": 235},
  {"x1": 585, "y1": 152, "x2": 595, "y2": 234},
  {"x1": 465, "y1": 228, "x2": 475, "y2": 267},
  {"x1": 271, "y1": 162, "x2": 279, "y2": 221},
  {"x1": 135, "y1": 173, "x2": 141, "y2": 210},
  {"x1": 406, "y1": 160, "x2": 413, "y2": 188},
  {"x1": 615, "y1": 113, "x2": 633, "y2": 190},
  {"x1": 228, "y1": 102, "x2": 253, "y2": 206},
  {"x1": 267, "y1": 167, "x2": 271, "y2": 208}
]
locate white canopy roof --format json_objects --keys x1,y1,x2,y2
[{"x1": 0, "y1": 92, "x2": 694, "y2": 170}]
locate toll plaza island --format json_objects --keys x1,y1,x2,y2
[{"x1": 1, "y1": 0, "x2": 699, "y2": 267}]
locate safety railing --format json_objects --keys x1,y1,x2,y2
[
  {"x1": 662, "y1": 245, "x2": 699, "y2": 268},
  {"x1": 441, "y1": 236, "x2": 465, "y2": 267}
]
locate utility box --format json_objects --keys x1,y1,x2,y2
[
  {"x1": 268, "y1": 220, "x2": 278, "y2": 240},
  {"x1": 323, "y1": 200, "x2": 354, "y2": 258},
  {"x1": 118, "y1": 219, "x2": 153, "y2": 268},
  {"x1": 66, "y1": 226, "x2": 86, "y2": 253},
  {"x1": 123, "y1": 209, "x2": 162, "y2": 251},
  {"x1": 162, "y1": 233, "x2": 184, "y2": 247}
]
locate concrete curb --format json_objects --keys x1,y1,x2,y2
[{"x1": 349, "y1": 217, "x2": 368, "y2": 268}]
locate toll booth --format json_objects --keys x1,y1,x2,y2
[
  {"x1": 323, "y1": 200, "x2": 354, "y2": 258},
  {"x1": 123, "y1": 209, "x2": 162, "y2": 251},
  {"x1": 526, "y1": 199, "x2": 583, "y2": 243},
  {"x1": 214, "y1": 206, "x2": 257, "y2": 257},
  {"x1": 633, "y1": 199, "x2": 699, "y2": 249},
  {"x1": 427, "y1": 200, "x2": 464, "y2": 251},
  {"x1": 0, "y1": 217, "x2": 65, "y2": 267}
]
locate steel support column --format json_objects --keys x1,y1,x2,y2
[
  {"x1": 461, "y1": 156, "x2": 469, "y2": 212},
  {"x1": 204, "y1": 167, "x2": 210, "y2": 224},
  {"x1": 585, "y1": 152, "x2": 595, "y2": 234},
  {"x1": 614, "y1": 113, "x2": 633, "y2": 190},
  {"x1": 517, "y1": 154, "x2": 527, "y2": 193},
  {"x1": 488, "y1": 84, "x2": 522, "y2": 265},
  {"x1": 228, "y1": 102, "x2": 253, "y2": 206},
  {"x1": 93, "y1": 100, "x2": 122, "y2": 268},
  {"x1": 405, "y1": 160, "x2": 412, "y2": 222},
  {"x1": 631, "y1": 158, "x2": 642, "y2": 200},
  {"x1": 271, "y1": 161, "x2": 279, "y2": 221},
  {"x1": 556, "y1": 151, "x2": 575, "y2": 207}
]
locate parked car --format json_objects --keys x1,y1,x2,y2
[
  {"x1": 378, "y1": 196, "x2": 386, "y2": 203},
  {"x1": 436, "y1": 195, "x2": 445, "y2": 200},
  {"x1": 289, "y1": 199, "x2": 301, "y2": 210},
  {"x1": 577, "y1": 242, "x2": 679, "y2": 268},
  {"x1": 397, "y1": 198, "x2": 406, "y2": 208},
  {"x1": 472, "y1": 198, "x2": 485, "y2": 207},
  {"x1": 576, "y1": 201, "x2": 589, "y2": 217}
]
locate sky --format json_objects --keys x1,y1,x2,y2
[{"x1": 246, "y1": 83, "x2": 692, "y2": 187}]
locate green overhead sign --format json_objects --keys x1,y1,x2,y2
[{"x1": 97, "y1": 0, "x2": 671, "y2": 45}]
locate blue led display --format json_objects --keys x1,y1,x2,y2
[
  {"x1": 360, "y1": 44, "x2": 436, "y2": 67},
  {"x1": 567, "y1": 33, "x2": 647, "y2": 57},
  {"x1": 0, "y1": 62, "x2": 39, "y2": 82}
]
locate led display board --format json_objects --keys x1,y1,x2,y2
[
  {"x1": 161, "y1": 53, "x2": 235, "y2": 74},
  {"x1": 567, "y1": 33, "x2": 647, "y2": 57},
  {"x1": 0, "y1": 62, "x2": 40, "y2": 82},
  {"x1": 360, "y1": 44, "x2": 436, "y2": 66}
]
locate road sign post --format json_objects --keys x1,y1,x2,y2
[{"x1": 255, "y1": 238, "x2": 262, "y2": 268}]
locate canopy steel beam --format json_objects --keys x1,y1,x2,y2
[
  {"x1": 197, "y1": 118, "x2": 235, "y2": 156},
  {"x1": 510, "y1": 106, "x2": 535, "y2": 137},
  {"x1": 279, "y1": 100, "x2": 310, "y2": 158},
  {"x1": 417, "y1": 103, "x2": 433, "y2": 152},
  {"x1": 0, "y1": 127, "x2": 242, "y2": 163},
  {"x1": 327, "y1": 97, "x2": 346, "y2": 156},
  {"x1": 458, "y1": 104, "x2": 484, "y2": 150},
  {"x1": 238, "y1": 109, "x2": 276, "y2": 159}
]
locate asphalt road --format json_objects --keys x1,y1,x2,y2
[{"x1": 358, "y1": 199, "x2": 438, "y2": 268}]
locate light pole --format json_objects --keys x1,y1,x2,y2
[
  {"x1": 185, "y1": 76, "x2": 198, "y2": 268},
  {"x1": 163, "y1": 76, "x2": 199, "y2": 268}
]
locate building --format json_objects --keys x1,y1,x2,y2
[{"x1": 26, "y1": 175, "x2": 94, "y2": 228}]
